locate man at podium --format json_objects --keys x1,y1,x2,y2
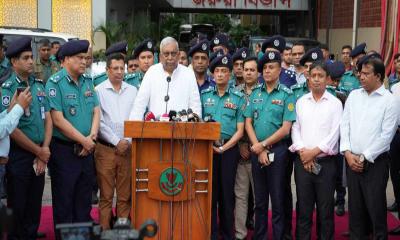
[{"x1": 129, "y1": 37, "x2": 201, "y2": 120}]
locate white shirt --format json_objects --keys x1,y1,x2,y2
[
  {"x1": 289, "y1": 91, "x2": 343, "y2": 156},
  {"x1": 391, "y1": 82, "x2": 400, "y2": 123},
  {"x1": 0, "y1": 104, "x2": 24, "y2": 157},
  {"x1": 96, "y1": 80, "x2": 137, "y2": 145},
  {"x1": 129, "y1": 63, "x2": 201, "y2": 120},
  {"x1": 340, "y1": 85, "x2": 399, "y2": 162}
]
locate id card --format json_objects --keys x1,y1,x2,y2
[{"x1": 40, "y1": 106, "x2": 45, "y2": 120}]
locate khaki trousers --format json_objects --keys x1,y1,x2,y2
[{"x1": 94, "y1": 143, "x2": 131, "y2": 230}]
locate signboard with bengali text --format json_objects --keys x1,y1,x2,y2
[{"x1": 167, "y1": 0, "x2": 308, "y2": 10}]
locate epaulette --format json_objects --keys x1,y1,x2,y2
[
  {"x1": 230, "y1": 88, "x2": 244, "y2": 98},
  {"x1": 290, "y1": 83, "x2": 304, "y2": 90},
  {"x1": 93, "y1": 72, "x2": 106, "y2": 80},
  {"x1": 343, "y1": 70, "x2": 353, "y2": 76},
  {"x1": 34, "y1": 78, "x2": 44, "y2": 84},
  {"x1": 283, "y1": 69, "x2": 296, "y2": 79},
  {"x1": 49, "y1": 73, "x2": 63, "y2": 83},
  {"x1": 124, "y1": 73, "x2": 138, "y2": 80},
  {"x1": 254, "y1": 83, "x2": 263, "y2": 89},
  {"x1": 1, "y1": 80, "x2": 13, "y2": 89},
  {"x1": 279, "y1": 84, "x2": 293, "y2": 94},
  {"x1": 0, "y1": 69, "x2": 12, "y2": 86},
  {"x1": 200, "y1": 86, "x2": 214, "y2": 94},
  {"x1": 326, "y1": 85, "x2": 336, "y2": 91}
]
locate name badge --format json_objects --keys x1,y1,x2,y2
[
  {"x1": 224, "y1": 102, "x2": 237, "y2": 110},
  {"x1": 252, "y1": 99, "x2": 263, "y2": 104},
  {"x1": 84, "y1": 91, "x2": 93, "y2": 97},
  {"x1": 272, "y1": 99, "x2": 283, "y2": 105},
  {"x1": 40, "y1": 106, "x2": 45, "y2": 120}
]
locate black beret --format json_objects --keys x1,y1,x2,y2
[
  {"x1": 105, "y1": 41, "x2": 128, "y2": 56},
  {"x1": 209, "y1": 49, "x2": 224, "y2": 63},
  {"x1": 209, "y1": 54, "x2": 232, "y2": 73},
  {"x1": 327, "y1": 61, "x2": 346, "y2": 79},
  {"x1": 6, "y1": 36, "x2": 32, "y2": 58},
  {"x1": 300, "y1": 47, "x2": 323, "y2": 66},
  {"x1": 55, "y1": 44, "x2": 65, "y2": 62},
  {"x1": 261, "y1": 35, "x2": 286, "y2": 53},
  {"x1": 61, "y1": 40, "x2": 90, "y2": 57},
  {"x1": 232, "y1": 47, "x2": 250, "y2": 62},
  {"x1": 188, "y1": 40, "x2": 209, "y2": 57},
  {"x1": 132, "y1": 39, "x2": 154, "y2": 59},
  {"x1": 210, "y1": 34, "x2": 229, "y2": 50},
  {"x1": 350, "y1": 42, "x2": 367, "y2": 58},
  {"x1": 257, "y1": 51, "x2": 282, "y2": 73},
  {"x1": 356, "y1": 52, "x2": 382, "y2": 72}
]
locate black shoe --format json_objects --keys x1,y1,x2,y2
[
  {"x1": 36, "y1": 231, "x2": 46, "y2": 239},
  {"x1": 389, "y1": 225, "x2": 400, "y2": 235},
  {"x1": 92, "y1": 191, "x2": 99, "y2": 205},
  {"x1": 341, "y1": 231, "x2": 349, "y2": 237},
  {"x1": 246, "y1": 219, "x2": 254, "y2": 230},
  {"x1": 336, "y1": 204, "x2": 345, "y2": 216},
  {"x1": 387, "y1": 202, "x2": 398, "y2": 212}
]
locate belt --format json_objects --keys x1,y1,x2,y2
[
  {"x1": 53, "y1": 137, "x2": 77, "y2": 147},
  {"x1": 316, "y1": 155, "x2": 335, "y2": 162},
  {"x1": 98, "y1": 139, "x2": 116, "y2": 148},
  {"x1": 0, "y1": 157, "x2": 8, "y2": 165}
]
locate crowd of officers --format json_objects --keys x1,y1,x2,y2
[{"x1": 0, "y1": 31, "x2": 399, "y2": 240}]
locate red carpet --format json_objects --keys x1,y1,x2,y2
[{"x1": 38, "y1": 206, "x2": 400, "y2": 239}]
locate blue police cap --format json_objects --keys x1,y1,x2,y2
[
  {"x1": 105, "y1": 41, "x2": 128, "y2": 56},
  {"x1": 209, "y1": 49, "x2": 224, "y2": 63},
  {"x1": 6, "y1": 36, "x2": 32, "y2": 58},
  {"x1": 350, "y1": 42, "x2": 367, "y2": 58},
  {"x1": 61, "y1": 40, "x2": 90, "y2": 57},
  {"x1": 132, "y1": 39, "x2": 154, "y2": 59},
  {"x1": 232, "y1": 47, "x2": 250, "y2": 62},
  {"x1": 327, "y1": 61, "x2": 346, "y2": 79},
  {"x1": 209, "y1": 54, "x2": 232, "y2": 73},
  {"x1": 188, "y1": 40, "x2": 209, "y2": 57},
  {"x1": 257, "y1": 51, "x2": 282, "y2": 73},
  {"x1": 261, "y1": 35, "x2": 286, "y2": 53},
  {"x1": 356, "y1": 52, "x2": 382, "y2": 72},
  {"x1": 300, "y1": 47, "x2": 323, "y2": 66},
  {"x1": 55, "y1": 44, "x2": 65, "y2": 62},
  {"x1": 210, "y1": 34, "x2": 229, "y2": 50}
]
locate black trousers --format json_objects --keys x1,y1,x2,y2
[
  {"x1": 252, "y1": 142, "x2": 288, "y2": 240},
  {"x1": 335, "y1": 154, "x2": 346, "y2": 205},
  {"x1": 294, "y1": 156, "x2": 336, "y2": 240},
  {"x1": 390, "y1": 131, "x2": 400, "y2": 217},
  {"x1": 347, "y1": 153, "x2": 389, "y2": 240},
  {"x1": 6, "y1": 142, "x2": 45, "y2": 240},
  {"x1": 211, "y1": 145, "x2": 239, "y2": 240},
  {"x1": 49, "y1": 139, "x2": 95, "y2": 229},
  {"x1": 284, "y1": 150, "x2": 295, "y2": 240}
]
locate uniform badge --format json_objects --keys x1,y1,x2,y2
[
  {"x1": 49, "y1": 88, "x2": 56, "y2": 97},
  {"x1": 147, "y1": 41, "x2": 152, "y2": 49},
  {"x1": 84, "y1": 90, "x2": 93, "y2": 97},
  {"x1": 273, "y1": 39, "x2": 280, "y2": 47},
  {"x1": 311, "y1": 52, "x2": 318, "y2": 60},
  {"x1": 272, "y1": 99, "x2": 283, "y2": 105},
  {"x1": 201, "y1": 43, "x2": 207, "y2": 51},
  {"x1": 69, "y1": 106, "x2": 76, "y2": 116},
  {"x1": 268, "y1": 52, "x2": 275, "y2": 60},
  {"x1": 222, "y1": 57, "x2": 228, "y2": 64},
  {"x1": 254, "y1": 110, "x2": 259, "y2": 120},
  {"x1": 2, "y1": 96, "x2": 10, "y2": 106},
  {"x1": 288, "y1": 103, "x2": 295, "y2": 112},
  {"x1": 241, "y1": 51, "x2": 247, "y2": 58},
  {"x1": 214, "y1": 38, "x2": 220, "y2": 45}
]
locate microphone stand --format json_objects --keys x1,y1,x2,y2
[{"x1": 165, "y1": 76, "x2": 171, "y2": 114}]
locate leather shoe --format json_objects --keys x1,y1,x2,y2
[
  {"x1": 92, "y1": 191, "x2": 99, "y2": 205},
  {"x1": 389, "y1": 225, "x2": 400, "y2": 235},
  {"x1": 336, "y1": 204, "x2": 345, "y2": 216},
  {"x1": 387, "y1": 202, "x2": 398, "y2": 212},
  {"x1": 36, "y1": 232, "x2": 46, "y2": 239},
  {"x1": 341, "y1": 231, "x2": 349, "y2": 237}
]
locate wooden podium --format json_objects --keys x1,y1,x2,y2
[{"x1": 124, "y1": 121, "x2": 220, "y2": 240}]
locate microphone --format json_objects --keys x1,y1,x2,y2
[
  {"x1": 164, "y1": 76, "x2": 171, "y2": 113},
  {"x1": 180, "y1": 109, "x2": 188, "y2": 122},
  {"x1": 187, "y1": 108, "x2": 195, "y2": 122},
  {"x1": 169, "y1": 110, "x2": 177, "y2": 121},
  {"x1": 144, "y1": 111, "x2": 156, "y2": 121},
  {"x1": 192, "y1": 112, "x2": 201, "y2": 122},
  {"x1": 175, "y1": 111, "x2": 182, "y2": 121},
  {"x1": 159, "y1": 113, "x2": 170, "y2": 122},
  {"x1": 203, "y1": 114, "x2": 215, "y2": 122}
]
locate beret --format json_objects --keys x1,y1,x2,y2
[
  {"x1": 188, "y1": 39, "x2": 209, "y2": 57},
  {"x1": 261, "y1": 35, "x2": 286, "y2": 53},
  {"x1": 356, "y1": 52, "x2": 382, "y2": 72},
  {"x1": 209, "y1": 54, "x2": 232, "y2": 73},
  {"x1": 6, "y1": 36, "x2": 32, "y2": 58},
  {"x1": 257, "y1": 51, "x2": 282, "y2": 73},
  {"x1": 300, "y1": 47, "x2": 323, "y2": 66},
  {"x1": 105, "y1": 41, "x2": 128, "y2": 56},
  {"x1": 232, "y1": 47, "x2": 250, "y2": 62},
  {"x1": 327, "y1": 61, "x2": 346, "y2": 79},
  {"x1": 132, "y1": 39, "x2": 154, "y2": 59},
  {"x1": 210, "y1": 34, "x2": 229, "y2": 50},
  {"x1": 60, "y1": 39, "x2": 90, "y2": 57},
  {"x1": 350, "y1": 42, "x2": 367, "y2": 58}
]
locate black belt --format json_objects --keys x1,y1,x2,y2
[
  {"x1": 316, "y1": 155, "x2": 336, "y2": 162},
  {"x1": 98, "y1": 139, "x2": 116, "y2": 148},
  {"x1": 53, "y1": 137, "x2": 76, "y2": 147}
]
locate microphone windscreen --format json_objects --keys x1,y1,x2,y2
[{"x1": 144, "y1": 111, "x2": 156, "y2": 121}]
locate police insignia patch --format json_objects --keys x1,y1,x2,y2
[
  {"x1": 311, "y1": 52, "x2": 318, "y2": 60},
  {"x1": 214, "y1": 38, "x2": 220, "y2": 45},
  {"x1": 49, "y1": 88, "x2": 56, "y2": 97},
  {"x1": 147, "y1": 41, "x2": 152, "y2": 49},
  {"x1": 2, "y1": 96, "x2": 10, "y2": 106},
  {"x1": 69, "y1": 106, "x2": 76, "y2": 116},
  {"x1": 268, "y1": 52, "x2": 275, "y2": 59},
  {"x1": 288, "y1": 103, "x2": 294, "y2": 111},
  {"x1": 222, "y1": 57, "x2": 228, "y2": 64},
  {"x1": 273, "y1": 39, "x2": 280, "y2": 47},
  {"x1": 202, "y1": 43, "x2": 207, "y2": 51},
  {"x1": 241, "y1": 51, "x2": 247, "y2": 58}
]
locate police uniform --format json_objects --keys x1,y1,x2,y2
[
  {"x1": 34, "y1": 57, "x2": 60, "y2": 83},
  {"x1": 1, "y1": 36, "x2": 49, "y2": 240},
  {"x1": 230, "y1": 47, "x2": 250, "y2": 87},
  {"x1": 188, "y1": 39, "x2": 215, "y2": 92},
  {"x1": 45, "y1": 40, "x2": 99, "y2": 226},
  {"x1": 244, "y1": 51, "x2": 296, "y2": 240},
  {"x1": 210, "y1": 33, "x2": 229, "y2": 52},
  {"x1": 93, "y1": 41, "x2": 128, "y2": 87},
  {"x1": 125, "y1": 39, "x2": 155, "y2": 88},
  {"x1": 202, "y1": 54, "x2": 245, "y2": 240}
]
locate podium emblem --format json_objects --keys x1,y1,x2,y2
[{"x1": 160, "y1": 167, "x2": 184, "y2": 196}]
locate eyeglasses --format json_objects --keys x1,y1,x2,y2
[
  {"x1": 161, "y1": 51, "x2": 178, "y2": 58},
  {"x1": 129, "y1": 64, "x2": 139, "y2": 68}
]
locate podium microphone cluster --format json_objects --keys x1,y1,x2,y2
[{"x1": 164, "y1": 76, "x2": 171, "y2": 114}]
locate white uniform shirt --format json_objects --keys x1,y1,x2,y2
[
  {"x1": 340, "y1": 85, "x2": 399, "y2": 162},
  {"x1": 290, "y1": 90, "x2": 343, "y2": 156},
  {"x1": 96, "y1": 80, "x2": 137, "y2": 145},
  {"x1": 129, "y1": 63, "x2": 201, "y2": 120}
]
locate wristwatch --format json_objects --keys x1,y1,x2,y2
[
  {"x1": 261, "y1": 141, "x2": 267, "y2": 148},
  {"x1": 218, "y1": 146, "x2": 224, "y2": 152},
  {"x1": 359, "y1": 154, "x2": 365, "y2": 162}
]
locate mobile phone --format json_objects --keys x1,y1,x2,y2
[
  {"x1": 268, "y1": 152, "x2": 275, "y2": 163},
  {"x1": 312, "y1": 162, "x2": 322, "y2": 175},
  {"x1": 17, "y1": 87, "x2": 27, "y2": 95}
]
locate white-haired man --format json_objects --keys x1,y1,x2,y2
[{"x1": 130, "y1": 37, "x2": 201, "y2": 119}]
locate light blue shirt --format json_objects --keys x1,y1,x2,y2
[{"x1": 0, "y1": 104, "x2": 24, "y2": 157}]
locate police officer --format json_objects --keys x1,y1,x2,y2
[
  {"x1": 125, "y1": 39, "x2": 155, "y2": 89},
  {"x1": 210, "y1": 33, "x2": 230, "y2": 54},
  {"x1": 1, "y1": 36, "x2": 52, "y2": 240},
  {"x1": 231, "y1": 47, "x2": 250, "y2": 87},
  {"x1": 188, "y1": 39, "x2": 214, "y2": 92},
  {"x1": 260, "y1": 35, "x2": 297, "y2": 88},
  {"x1": 339, "y1": 42, "x2": 366, "y2": 95},
  {"x1": 93, "y1": 41, "x2": 128, "y2": 86},
  {"x1": 0, "y1": 34, "x2": 11, "y2": 84},
  {"x1": 34, "y1": 38, "x2": 60, "y2": 83},
  {"x1": 244, "y1": 51, "x2": 296, "y2": 239},
  {"x1": 201, "y1": 54, "x2": 245, "y2": 240},
  {"x1": 45, "y1": 40, "x2": 100, "y2": 227}
]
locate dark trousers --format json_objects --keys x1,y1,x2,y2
[
  {"x1": 284, "y1": 150, "x2": 295, "y2": 239},
  {"x1": 251, "y1": 142, "x2": 288, "y2": 240},
  {"x1": 335, "y1": 154, "x2": 346, "y2": 205},
  {"x1": 49, "y1": 140, "x2": 95, "y2": 228},
  {"x1": 347, "y1": 153, "x2": 389, "y2": 240},
  {"x1": 294, "y1": 156, "x2": 336, "y2": 240},
  {"x1": 6, "y1": 142, "x2": 45, "y2": 240},
  {"x1": 390, "y1": 131, "x2": 400, "y2": 217},
  {"x1": 211, "y1": 145, "x2": 239, "y2": 240}
]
